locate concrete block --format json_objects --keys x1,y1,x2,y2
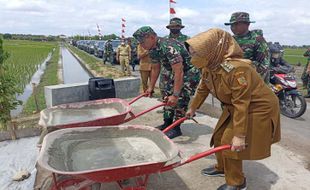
[
  {"x1": 45, "y1": 77, "x2": 140, "y2": 107},
  {"x1": 114, "y1": 77, "x2": 140, "y2": 99},
  {"x1": 45, "y1": 83, "x2": 89, "y2": 107}
]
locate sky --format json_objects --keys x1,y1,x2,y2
[{"x1": 0, "y1": 0, "x2": 309, "y2": 45}]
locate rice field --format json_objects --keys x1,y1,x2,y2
[
  {"x1": 283, "y1": 48, "x2": 308, "y2": 65},
  {"x1": 3, "y1": 40, "x2": 56, "y2": 92}
]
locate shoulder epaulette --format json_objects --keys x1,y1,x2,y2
[{"x1": 220, "y1": 62, "x2": 234, "y2": 73}]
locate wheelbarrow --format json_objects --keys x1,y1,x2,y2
[
  {"x1": 37, "y1": 93, "x2": 165, "y2": 147},
  {"x1": 39, "y1": 93, "x2": 165, "y2": 129},
  {"x1": 37, "y1": 117, "x2": 231, "y2": 190}
]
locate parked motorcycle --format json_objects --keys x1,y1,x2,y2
[{"x1": 270, "y1": 68, "x2": 307, "y2": 118}]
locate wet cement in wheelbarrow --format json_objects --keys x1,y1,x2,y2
[
  {"x1": 45, "y1": 108, "x2": 120, "y2": 126},
  {"x1": 48, "y1": 131, "x2": 168, "y2": 172}
]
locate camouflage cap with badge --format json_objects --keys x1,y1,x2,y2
[
  {"x1": 133, "y1": 26, "x2": 157, "y2": 43},
  {"x1": 224, "y1": 12, "x2": 256, "y2": 25}
]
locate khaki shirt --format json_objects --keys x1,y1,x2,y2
[
  {"x1": 190, "y1": 59, "x2": 280, "y2": 160},
  {"x1": 117, "y1": 44, "x2": 131, "y2": 56},
  {"x1": 137, "y1": 44, "x2": 151, "y2": 71}
]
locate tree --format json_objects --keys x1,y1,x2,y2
[
  {"x1": 3, "y1": 33, "x2": 12, "y2": 39},
  {"x1": 102, "y1": 34, "x2": 120, "y2": 40},
  {"x1": 0, "y1": 37, "x2": 22, "y2": 130}
]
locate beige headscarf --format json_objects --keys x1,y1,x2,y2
[{"x1": 186, "y1": 28, "x2": 244, "y2": 70}]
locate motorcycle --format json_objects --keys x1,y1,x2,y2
[{"x1": 270, "y1": 67, "x2": 307, "y2": 118}]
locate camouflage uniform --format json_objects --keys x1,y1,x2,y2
[
  {"x1": 302, "y1": 48, "x2": 310, "y2": 97},
  {"x1": 225, "y1": 12, "x2": 270, "y2": 83},
  {"x1": 133, "y1": 26, "x2": 200, "y2": 122},
  {"x1": 103, "y1": 41, "x2": 113, "y2": 64},
  {"x1": 165, "y1": 17, "x2": 190, "y2": 43},
  {"x1": 165, "y1": 33, "x2": 190, "y2": 43}
]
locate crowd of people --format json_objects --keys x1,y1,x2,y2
[{"x1": 129, "y1": 11, "x2": 308, "y2": 190}]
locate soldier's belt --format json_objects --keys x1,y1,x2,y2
[{"x1": 120, "y1": 54, "x2": 129, "y2": 56}]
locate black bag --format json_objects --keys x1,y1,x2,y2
[{"x1": 88, "y1": 77, "x2": 116, "y2": 100}]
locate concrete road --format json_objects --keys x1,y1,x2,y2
[
  {"x1": 119, "y1": 97, "x2": 310, "y2": 190},
  {"x1": 278, "y1": 101, "x2": 310, "y2": 169}
]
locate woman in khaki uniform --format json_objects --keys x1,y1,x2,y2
[
  {"x1": 185, "y1": 29, "x2": 281, "y2": 190},
  {"x1": 137, "y1": 44, "x2": 152, "y2": 92}
]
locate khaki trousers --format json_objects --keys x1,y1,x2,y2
[
  {"x1": 213, "y1": 125, "x2": 245, "y2": 186},
  {"x1": 140, "y1": 70, "x2": 151, "y2": 92},
  {"x1": 119, "y1": 55, "x2": 131, "y2": 75}
]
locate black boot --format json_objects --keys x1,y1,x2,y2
[
  {"x1": 165, "y1": 125, "x2": 182, "y2": 139},
  {"x1": 156, "y1": 118, "x2": 173, "y2": 131}
]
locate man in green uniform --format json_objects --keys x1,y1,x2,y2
[
  {"x1": 103, "y1": 40, "x2": 114, "y2": 65},
  {"x1": 225, "y1": 12, "x2": 270, "y2": 83},
  {"x1": 156, "y1": 17, "x2": 194, "y2": 114},
  {"x1": 133, "y1": 26, "x2": 199, "y2": 139},
  {"x1": 302, "y1": 48, "x2": 310, "y2": 98},
  {"x1": 165, "y1": 17, "x2": 190, "y2": 43}
]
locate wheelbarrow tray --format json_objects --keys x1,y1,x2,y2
[
  {"x1": 39, "y1": 98, "x2": 132, "y2": 129},
  {"x1": 37, "y1": 125, "x2": 179, "y2": 183}
]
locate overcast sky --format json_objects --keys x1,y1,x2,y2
[{"x1": 0, "y1": 0, "x2": 309, "y2": 45}]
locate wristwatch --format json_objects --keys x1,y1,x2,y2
[{"x1": 172, "y1": 91, "x2": 180, "y2": 97}]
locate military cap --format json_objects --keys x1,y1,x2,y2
[
  {"x1": 166, "y1": 17, "x2": 185, "y2": 29},
  {"x1": 133, "y1": 26, "x2": 157, "y2": 42},
  {"x1": 224, "y1": 12, "x2": 255, "y2": 25}
]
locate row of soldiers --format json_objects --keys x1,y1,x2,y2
[
  {"x1": 133, "y1": 12, "x2": 275, "y2": 139},
  {"x1": 136, "y1": 12, "x2": 310, "y2": 99},
  {"x1": 100, "y1": 12, "x2": 282, "y2": 140},
  {"x1": 132, "y1": 11, "x2": 282, "y2": 190}
]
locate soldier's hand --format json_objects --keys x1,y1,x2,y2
[
  {"x1": 231, "y1": 136, "x2": 246, "y2": 152},
  {"x1": 145, "y1": 88, "x2": 154, "y2": 97},
  {"x1": 166, "y1": 95, "x2": 178, "y2": 107}
]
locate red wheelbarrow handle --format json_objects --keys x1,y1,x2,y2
[
  {"x1": 162, "y1": 117, "x2": 188, "y2": 133},
  {"x1": 127, "y1": 93, "x2": 148, "y2": 105},
  {"x1": 161, "y1": 144, "x2": 232, "y2": 172},
  {"x1": 123, "y1": 93, "x2": 166, "y2": 123}
]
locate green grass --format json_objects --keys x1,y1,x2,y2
[
  {"x1": 22, "y1": 45, "x2": 60, "y2": 115},
  {"x1": 283, "y1": 48, "x2": 308, "y2": 65},
  {"x1": 3, "y1": 40, "x2": 57, "y2": 91},
  {"x1": 67, "y1": 45, "x2": 124, "y2": 78}
]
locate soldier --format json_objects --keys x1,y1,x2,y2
[
  {"x1": 127, "y1": 38, "x2": 137, "y2": 71},
  {"x1": 103, "y1": 40, "x2": 113, "y2": 64},
  {"x1": 133, "y1": 26, "x2": 200, "y2": 139},
  {"x1": 165, "y1": 17, "x2": 190, "y2": 43},
  {"x1": 185, "y1": 28, "x2": 280, "y2": 190},
  {"x1": 225, "y1": 12, "x2": 270, "y2": 84},
  {"x1": 302, "y1": 48, "x2": 310, "y2": 98},
  {"x1": 116, "y1": 40, "x2": 131, "y2": 76},
  {"x1": 158, "y1": 17, "x2": 193, "y2": 113}
]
